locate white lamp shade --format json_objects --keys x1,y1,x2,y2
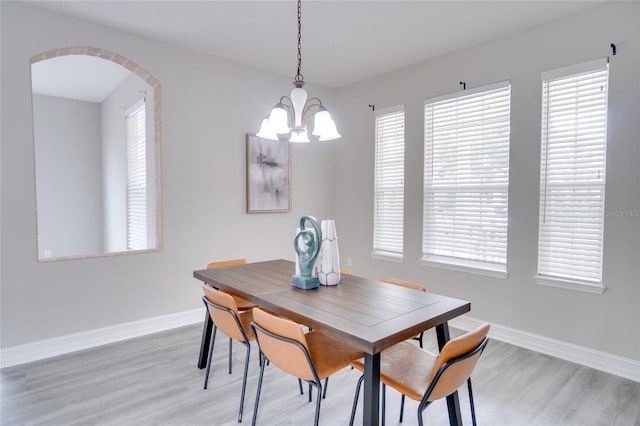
[
  {"x1": 312, "y1": 109, "x2": 331, "y2": 136},
  {"x1": 268, "y1": 105, "x2": 290, "y2": 134},
  {"x1": 318, "y1": 118, "x2": 341, "y2": 141},
  {"x1": 289, "y1": 128, "x2": 310, "y2": 143},
  {"x1": 256, "y1": 117, "x2": 279, "y2": 140}
]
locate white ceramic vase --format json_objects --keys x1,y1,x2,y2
[{"x1": 318, "y1": 219, "x2": 340, "y2": 286}]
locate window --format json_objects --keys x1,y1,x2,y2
[
  {"x1": 372, "y1": 105, "x2": 405, "y2": 261},
  {"x1": 126, "y1": 99, "x2": 147, "y2": 250},
  {"x1": 422, "y1": 81, "x2": 511, "y2": 277},
  {"x1": 537, "y1": 59, "x2": 609, "y2": 294}
]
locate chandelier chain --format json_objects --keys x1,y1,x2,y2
[{"x1": 295, "y1": 0, "x2": 303, "y2": 83}]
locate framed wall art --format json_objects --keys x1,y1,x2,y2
[{"x1": 246, "y1": 134, "x2": 291, "y2": 213}]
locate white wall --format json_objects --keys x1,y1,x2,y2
[
  {"x1": 0, "y1": 2, "x2": 336, "y2": 347},
  {"x1": 32, "y1": 94, "x2": 104, "y2": 258},
  {"x1": 334, "y1": 1, "x2": 640, "y2": 360},
  {"x1": 2, "y1": 1, "x2": 638, "y2": 365}
]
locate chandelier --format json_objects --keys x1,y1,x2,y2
[{"x1": 257, "y1": 0, "x2": 341, "y2": 143}]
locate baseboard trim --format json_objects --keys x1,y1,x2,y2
[
  {"x1": 0, "y1": 308, "x2": 203, "y2": 369},
  {"x1": 449, "y1": 315, "x2": 640, "y2": 383},
  {"x1": 2, "y1": 309, "x2": 638, "y2": 383}
]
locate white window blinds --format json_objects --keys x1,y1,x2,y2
[
  {"x1": 373, "y1": 105, "x2": 405, "y2": 260},
  {"x1": 422, "y1": 81, "x2": 511, "y2": 275},
  {"x1": 537, "y1": 59, "x2": 609, "y2": 292},
  {"x1": 126, "y1": 100, "x2": 147, "y2": 251}
]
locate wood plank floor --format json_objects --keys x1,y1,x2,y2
[{"x1": 1, "y1": 323, "x2": 639, "y2": 425}]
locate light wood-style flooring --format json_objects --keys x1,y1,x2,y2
[{"x1": 2, "y1": 323, "x2": 639, "y2": 425}]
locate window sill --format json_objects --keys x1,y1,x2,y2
[
  {"x1": 420, "y1": 255, "x2": 509, "y2": 279},
  {"x1": 371, "y1": 251, "x2": 403, "y2": 263},
  {"x1": 535, "y1": 275, "x2": 606, "y2": 295}
]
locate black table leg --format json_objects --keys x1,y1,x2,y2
[
  {"x1": 363, "y1": 352, "x2": 381, "y2": 426},
  {"x1": 198, "y1": 312, "x2": 213, "y2": 369},
  {"x1": 436, "y1": 322, "x2": 463, "y2": 426}
]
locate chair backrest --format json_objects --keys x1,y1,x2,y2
[
  {"x1": 426, "y1": 323, "x2": 490, "y2": 401},
  {"x1": 379, "y1": 277, "x2": 427, "y2": 292},
  {"x1": 251, "y1": 308, "x2": 316, "y2": 382},
  {"x1": 207, "y1": 258, "x2": 247, "y2": 269},
  {"x1": 202, "y1": 285, "x2": 250, "y2": 342}
]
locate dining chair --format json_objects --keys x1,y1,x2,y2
[
  {"x1": 349, "y1": 323, "x2": 490, "y2": 426},
  {"x1": 379, "y1": 277, "x2": 427, "y2": 347},
  {"x1": 250, "y1": 308, "x2": 363, "y2": 426},
  {"x1": 379, "y1": 276, "x2": 427, "y2": 292},
  {"x1": 207, "y1": 259, "x2": 257, "y2": 311},
  {"x1": 199, "y1": 259, "x2": 258, "y2": 371},
  {"x1": 201, "y1": 285, "x2": 255, "y2": 422}
]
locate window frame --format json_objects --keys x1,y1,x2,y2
[
  {"x1": 372, "y1": 104, "x2": 405, "y2": 262},
  {"x1": 125, "y1": 98, "x2": 148, "y2": 251},
  {"x1": 535, "y1": 58, "x2": 609, "y2": 294},
  {"x1": 421, "y1": 81, "x2": 511, "y2": 278}
]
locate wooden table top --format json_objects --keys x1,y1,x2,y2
[{"x1": 194, "y1": 259, "x2": 470, "y2": 354}]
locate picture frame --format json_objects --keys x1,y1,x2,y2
[{"x1": 246, "y1": 134, "x2": 291, "y2": 213}]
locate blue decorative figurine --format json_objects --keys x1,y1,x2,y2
[{"x1": 292, "y1": 215, "x2": 322, "y2": 289}]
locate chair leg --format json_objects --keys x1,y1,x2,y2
[
  {"x1": 349, "y1": 375, "x2": 365, "y2": 426},
  {"x1": 313, "y1": 383, "x2": 322, "y2": 426},
  {"x1": 382, "y1": 383, "x2": 386, "y2": 426},
  {"x1": 418, "y1": 331, "x2": 424, "y2": 348},
  {"x1": 203, "y1": 326, "x2": 217, "y2": 389},
  {"x1": 198, "y1": 311, "x2": 213, "y2": 368},
  {"x1": 251, "y1": 353, "x2": 267, "y2": 426},
  {"x1": 417, "y1": 400, "x2": 431, "y2": 426},
  {"x1": 299, "y1": 378, "x2": 304, "y2": 395},
  {"x1": 322, "y1": 377, "x2": 329, "y2": 399},
  {"x1": 468, "y1": 378, "x2": 477, "y2": 426},
  {"x1": 238, "y1": 343, "x2": 251, "y2": 423},
  {"x1": 399, "y1": 394, "x2": 405, "y2": 423},
  {"x1": 229, "y1": 337, "x2": 233, "y2": 374},
  {"x1": 308, "y1": 383, "x2": 312, "y2": 403}
]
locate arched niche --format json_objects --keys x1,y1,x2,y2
[{"x1": 30, "y1": 47, "x2": 163, "y2": 261}]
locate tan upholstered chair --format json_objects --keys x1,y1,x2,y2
[
  {"x1": 379, "y1": 277, "x2": 427, "y2": 347},
  {"x1": 202, "y1": 285, "x2": 255, "y2": 422},
  {"x1": 250, "y1": 308, "x2": 363, "y2": 426},
  {"x1": 207, "y1": 259, "x2": 257, "y2": 311},
  {"x1": 198, "y1": 259, "x2": 258, "y2": 373},
  {"x1": 349, "y1": 323, "x2": 490, "y2": 426},
  {"x1": 379, "y1": 276, "x2": 427, "y2": 292}
]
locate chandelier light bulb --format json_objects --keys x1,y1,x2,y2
[
  {"x1": 290, "y1": 128, "x2": 310, "y2": 143},
  {"x1": 256, "y1": 117, "x2": 278, "y2": 140},
  {"x1": 312, "y1": 109, "x2": 331, "y2": 136},
  {"x1": 318, "y1": 119, "x2": 341, "y2": 141},
  {"x1": 268, "y1": 104, "x2": 290, "y2": 134}
]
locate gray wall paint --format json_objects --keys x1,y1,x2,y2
[
  {"x1": 1, "y1": 2, "x2": 335, "y2": 347},
  {"x1": 1, "y1": 1, "x2": 638, "y2": 363},
  {"x1": 33, "y1": 94, "x2": 104, "y2": 258},
  {"x1": 334, "y1": 1, "x2": 639, "y2": 360}
]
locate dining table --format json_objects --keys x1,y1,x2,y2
[{"x1": 193, "y1": 259, "x2": 471, "y2": 426}]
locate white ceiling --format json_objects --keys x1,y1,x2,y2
[
  {"x1": 25, "y1": 0, "x2": 604, "y2": 88},
  {"x1": 31, "y1": 55, "x2": 131, "y2": 102}
]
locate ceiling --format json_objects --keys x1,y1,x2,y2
[
  {"x1": 31, "y1": 55, "x2": 131, "y2": 102},
  {"x1": 25, "y1": 0, "x2": 604, "y2": 88}
]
